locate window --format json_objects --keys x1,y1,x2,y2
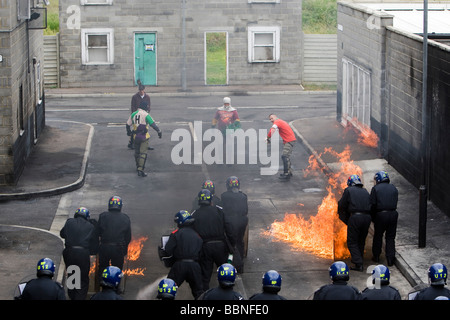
[
  {"x1": 80, "y1": 0, "x2": 113, "y2": 5},
  {"x1": 81, "y1": 28, "x2": 114, "y2": 65},
  {"x1": 248, "y1": 26, "x2": 280, "y2": 63},
  {"x1": 342, "y1": 58, "x2": 371, "y2": 127}
]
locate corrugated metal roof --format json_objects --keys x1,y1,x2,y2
[{"x1": 360, "y1": 2, "x2": 450, "y2": 34}]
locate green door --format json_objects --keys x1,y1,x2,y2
[{"x1": 134, "y1": 33, "x2": 157, "y2": 86}]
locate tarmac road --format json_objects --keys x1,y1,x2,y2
[{"x1": 1, "y1": 86, "x2": 447, "y2": 302}]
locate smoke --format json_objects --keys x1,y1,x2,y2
[{"x1": 135, "y1": 275, "x2": 167, "y2": 300}]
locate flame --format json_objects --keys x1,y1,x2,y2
[
  {"x1": 264, "y1": 145, "x2": 365, "y2": 260},
  {"x1": 89, "y1": 236, "x2": 148, "y2": 277},
  {"x1": 127, "y1": 236, "x2": 148, "y2": 261},
  {"x1": 344, "y1": 117, "x2": 379, "y2": 149}
]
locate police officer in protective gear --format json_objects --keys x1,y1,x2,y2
[
  {"x1": 165, "y1": 210, "x2": 204, "y2": 299},
  {"x1": 157, "y1": 278, "x2": 178, "y2": 300},
  {"x1": 60, "y1": 207, "x2": 98, "y2": 300},
  {"x1": 249, "y1": 270, "x2": 286, "y2": 300},
  {"x1": 192, "y1": 189, "x2": 235, "y2": 291},
  {"x1": 361, "y1": 265, "x2": 401, "y2": 300},
  {"x1": 90, "y1": 266, "x2": 124, "y2": 300},
  {"x1": 20, "y1": 258, "x2": 66, "y2": 300},
  {"x1": 97, "y1": 196, "x2": 132, "y2": 278},
  {"x1": 313, "y1": 261, "x2": 361, "y2": 300},
  {"x1": 338, "y1": 174, "x2": 371, "y2": 271},
  {"x1": 220, "y1": 176, "x2": 248, "y2": 273},
  {"x1": 370, "y1": 171, "x2": 398, "y2": 266},
  {"x1": 191, "y1": 180, "x2": 222, "y2": 211},
  {"x1": 413, "y1": 263, "x2": 450, "y2": 300},
  {"x1": 198, "y1": 263, "x2": 244, "y2": 300}
]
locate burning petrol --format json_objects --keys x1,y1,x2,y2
[{"x1": 264, "y1": 120, "x2": 378, "y2": 260}]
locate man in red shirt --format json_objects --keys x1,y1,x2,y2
[{"x1": 267, "y1": 114, "x2": 296, "y2": 180}]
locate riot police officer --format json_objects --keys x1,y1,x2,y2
[
  {"x1": 249, "y1": 270, "x2": 287, "y2": 300},
  {"x1": 165, "y1": 210, "x2": 204, "y2": 299},
  {"x1": 220, "y1": 176, "x2": 248, "y2": 273},
  {"x1": 97, "y1": 196, "x2": 132, "y2": 277},
  {"x1": 90, "y1": 266, "x2": 124, "y2": 300},
  {"x1": 361, "y1": 265, "x2": 401, "y2": 300},
  {"x1": 60, "y1": 207, "x2": 98, "y2": 300},
  {"x1": 192, "y1": 189, "x2": 235, "y2": 290},
  {"x1": 414, "y1": 263, "x2": 450, "y2": 300},
  {"x1": 313, "y1": 261, "x2": 361, "y2": 300},
  {"x1": 191, "y1": 180, "x2": 222, "y2": 211},
  {"x1": 20, "y1": 258, "x2": 66, "y2": 300},
  {"x1": 338, "y1": 174, "x2": 371, "y2": 271},
  {"x1": 157, "y1": 278, "x2": 178, "y2": 300},
  {"x1": 370, "y1": 171, "x2": 399, "y2": 266},
  {"x1": 198, "y1": 263, "x2": 244, "y2": 300}
]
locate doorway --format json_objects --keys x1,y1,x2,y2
[{"x1": 205, "y1": 32, "x2": 228, "y2": 85}]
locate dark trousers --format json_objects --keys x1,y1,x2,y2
[
  {"x1": 168, "y1": 260, "x2": 203, "y2": 299},
  {"x1": 231, "y1": 217, "x2": 248, "y2": 273},
  {"x1": 347, "y1": 213, "x2": 371, "y2": 265},
  {"x1": 63, "y1": 247, "x2": 90, "y2": 300},
  {"x1": 98, "y1": 244, "x2": 126, "y2": 276},
  {"x1": 372, "y1": 210, "x2": 398, "y2": 260},
  {"x1": 199, "y1": 241, "x2": 228, "y2": 290}
]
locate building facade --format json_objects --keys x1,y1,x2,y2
[
  {"x1": 337, "y1": 1, "x2": 450, "y2": 216},
  {"x1": 0, "y1": 0, "x2": 46, "y2": 185},
  {"x1": 58, "y1": 0, "x2": 302, "y2": 88}
]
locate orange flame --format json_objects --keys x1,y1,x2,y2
[
  {"x1": 264, "y1": 145, "x2": 364, "y2": 260},
  {"x1": 89, "y1": 236, "x2": 148, "y2": 277},
  {"x1": 344, "y1": 118, "x2": 379, "y2": 149},
  {"x1": 127, "y1": 236, "x2": 148, "y2": 261}
]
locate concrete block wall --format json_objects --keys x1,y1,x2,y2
[
  {"x1": 0, "y1": 0, "x2": 45, "y2": 185},
  {"x1": 337, "y1": 1, "x2": 393, "y2": 152},
  {"x1": 59, "y1": 0, "x2": 302, "y2": 88},
  {"x1": 385, "y1": 28, "x2": 423, "y2": 186}
]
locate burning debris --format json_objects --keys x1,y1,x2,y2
[
  {"x1": 89, "y1": 236, "x2": 148, "y2": 277},
  {"x1": 264, "y1": 120, "x2": 379, "y2": 260}
]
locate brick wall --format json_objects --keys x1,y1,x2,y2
[
  {"x1": 59, "y1": 0, "x2": 302, "y2": 87},
  {"x1": 337, "y1": 1, "x2": 393, "y2": 153},
  {"x1": 0, "y1": 0, "x2": 45, "y2": 185},
  {"x1": 338, "y1": 1, "x2": 450, "y2": 216}
]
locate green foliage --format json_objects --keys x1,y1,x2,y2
[
  {"x1": 206, "y1": 32, "x2": 227, "y2": 85},
  {"x1": 44, "y1": 0, "x2": 59, "y2": 35},
  {"x1": 302, "y1": 0, "x2": 337, "y2": 34}
]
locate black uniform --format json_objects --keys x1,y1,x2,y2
[
  {"x1": 90, "y1": 287, "x2": 123, "y2": 300},
  {"x1": 338, "y1": 185, "x2": 371, "y2": 269},
  {"x1": 249, "y1": 291, "x2": 286, "y2": 300},
  {"x1": 165, "y1": 223, "x2": 204, "y2": 299},
  {"x1": 97, "y1": 210, "x2": 132, "y2": 275},
  {"x1": 313, "y1": 280, "x2": 362, "y2": 300},
  {"x1": 414, "y1": 285, "x2": 450, "y2": 300},
  {"x1": 60, "y1": 215, "x2": 98, "y2": 300},
  {"x1": 370, "y1": 181, "x2": 399, "y2": 265},
  {"x1": 220, "y1": 189, "x2": 248, "y2": 273},
  {"x1": 21, "y1": 276, "x2": 66, "y2": 300},
  {"x1": 199, "y1": 286, "x2": 244, "y2": 300},
  {"x1": 192, "y1": 204, "x2": 235, "y2": 290},
  {"x1": 191, "y1": 194, "x2": 222, "y2": 212},
  {"x1": 361, "y1": 285, "x2": 401, "y2": 300}
]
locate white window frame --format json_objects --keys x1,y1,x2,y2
[
  {"x1": 81, "y1": 28, "x2": 114, "y2": 65},
  {"x1": 342, "y1": 58, "x2": 371, "y2": 128},
  {"x1": 248, "y1": 26, "x2": 281, "y2": 63},
  {"x1": 80, "y1": 0, "x2": 113, "y2": 5}
]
